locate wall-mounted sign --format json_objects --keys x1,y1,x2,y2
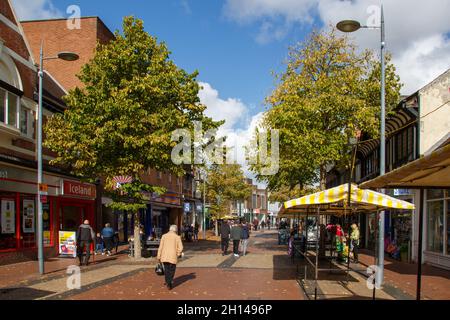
[
  {"x1": 22, "y1": 199, "x2": 35, "y2": 233},
  {"x1": 184, "y1": 202, "x2": 191, "y2": 213},
  {"x1": 1, "y1": 200, "x2": 15, "y2": 234},
  {"x1": 394, "y1": 189, "x2": 412, "y2": 196},
  {"x1": 61, "y1": 180, "x2": 96, "y2": 199}
]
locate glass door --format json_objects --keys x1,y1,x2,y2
[{"x1": 61, "y1": 205, "x2": 85, "y2": 231}]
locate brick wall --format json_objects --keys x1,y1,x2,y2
[{"x1": 22, "y1": 17, "x2": 114, "y2": 91}]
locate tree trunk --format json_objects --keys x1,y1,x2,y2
[
  {"x1": 134, "y1": 212, "x2": 141, "y2": 259},
  {"x1": 320, "y1": 165, "x2": 327, "y2": 191}
]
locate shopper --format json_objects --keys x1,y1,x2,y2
[
  {"x1": 95, "y1": 232, "x2": 104, "y2": 255},
  {"x1": 350, "y1": 223, "x2": 360, "y2": 263},
  {"x1": 194, "y1": 223, "x2": 199, "y2": 242},
  {"x1": 101, "y1": 223, "x2": 115, "y2": 256},
  {"x1": 220, "y1": 219, "x2": 231, "y2": 255},
  {"x1": 76, "y1": 220, "x2": 95, "y2": 266},
  {"x1": 241, "y1": 221, "x2": 250, "y2": 256},
  {"x1": 231, "y1": 221, "x2": 243, "y2": 257},
  {"x1": 157, "y1": 225, "x2": 184, "y2": 290}
]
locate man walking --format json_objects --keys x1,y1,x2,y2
[
  {"x1": 101, "y1": 223, "x2": 115, "y2": 256},
  {"x1": 76, "y1": 220, "x2": 95, "y2": 266},
  {"x1": 241, "y1": 221, "x2": 250, "y2": 256},
  {"x1": 220, "y1": 219, "x2": 231, "y2": 256},
  {"x1": 157, "y1": 225, "x2": 184, "y2": 290},
  {"x1": 231, "y1": 221, "x2": 243, "y2": 257}
]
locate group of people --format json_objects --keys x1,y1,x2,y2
[
  {"x1": 182, "y1": 223, "x2": 199, "y2": 242},
  {"x1": 327, "y1": 223, "x2": 360, "y2": 263},
  {"x1": 76, "y1": 220, "x2": 119, "y2": 266},
  {"x1": 219, "y1": 219, "x2": 251, "y2": 257}
]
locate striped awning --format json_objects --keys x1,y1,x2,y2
[{"x1": 283, "y1": 183, "x2": 414, "y2": 214}]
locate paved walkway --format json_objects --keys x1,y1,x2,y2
[{"x1": 0, "y1": 230, "x2": 449, "y2": 300}]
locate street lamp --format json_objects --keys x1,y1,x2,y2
[
  {"x1": 337, "y1": 6, "x2": 386, "y2": 288},
  {"x1": 37, "y1": 42, "x2": 78, "y2": 274}
]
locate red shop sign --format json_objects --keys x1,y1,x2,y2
[{"x1": 61, "y1": 180, "x2": 96, "y2": 199}]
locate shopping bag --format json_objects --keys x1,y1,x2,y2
[{"x1": 155, "y1": 262, "x2": 164, "y2": 276}]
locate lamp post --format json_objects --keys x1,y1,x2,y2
[
  {"x1": 337, "y1": 5, "x2": 386, "y2": 288},
  {"x1": 37, "y1": 42, "x2": 78, "y2": 274}
]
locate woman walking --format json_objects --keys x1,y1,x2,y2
[{"x1": 157, "y1": 225, "x2": 184, "y2": 290}]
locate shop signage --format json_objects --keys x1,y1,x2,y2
[
  {"x1": 394, "y1": 189, "x2": 411, "y2": 196},
  {"x1": 1, "y1": 200, "x2": 15, "y2": 234},
  {"x1": 0, "y1": 170, "x2": 7, "y2": 179},
  {"x1": 184, "y1": 202, "x2": 191, "y2": 212},
  {"x1": 22, "y1": 199, "x2": 35, "y2": 233},
  {"x1": 59, "y1": 231, "x2": 77, "y2": 257},
  {"x1": 61, "y1": 180, "x2": 96, "y2": 199}
]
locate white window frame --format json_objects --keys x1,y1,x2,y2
[
  {"x1": 425, "y1": 190, "x2": 450, "y2": 256},
  {"x1": 19, "y1": 105, "x2": 35, "y2": 139},
  {"x1": 0, "y1": 88, "x2": 20, "y2": 130}
]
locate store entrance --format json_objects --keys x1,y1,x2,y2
[{"x1": 60, "y1": 201, "x2": 94, "y2": 232}]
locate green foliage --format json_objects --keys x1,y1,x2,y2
[
  {"x1": 44, "y1": 16, "x2": 220, "y2": 206},
  {"x1": 250, "y1": 27, "x2": 402, "y2": 191},
  {"x1": 205, "y1": 164, "x2": 251, "y2": 220}
]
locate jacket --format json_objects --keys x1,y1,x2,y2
[
  {"x1": 157, "y1": 231, "x2": 183, "y2": 265},
  {"x1": 220, "y1": 223, "x2": 231, "y2": 239},
  {"x1": 77, "y1": 224, "x2": 95, "y2": 243},
  {"x1": 231, "y1": 225, "x2": 243, "y2": 241},
  {"x1": 101, "y1": 227, "x2": 114, "y2": 238},
  {"x1": 242, "y1": 225, "x2": 250, "y2": 239}
]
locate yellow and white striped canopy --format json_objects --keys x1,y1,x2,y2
[{"x1": 284, "y1": 183, "x2": 415, "y2": 212}]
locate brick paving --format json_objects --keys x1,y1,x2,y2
[{"x1": 0, "y1": 229, "x2": 449, "y2": 300}]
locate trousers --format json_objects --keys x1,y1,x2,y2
[
  {"x1": 221, "y1": 237, "x2": 229, "y2": 254},
  {"x1": 163, "y1": 262, "x2": 177, "y2": 286}
]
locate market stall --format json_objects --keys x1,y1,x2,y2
[{"x1": 281, "y1": 183, "x2": 415, "y2": 300}]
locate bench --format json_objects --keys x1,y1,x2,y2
[{"x1": 145, "y1": 240, "x2": 160, "y2": 257}]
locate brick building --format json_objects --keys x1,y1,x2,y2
[
  {"x1": 21, "y1": 15, "x2": 198, "y2": 243},
  {"x1": 0, "y1": 0, "x2": 99, "y2": 263}
]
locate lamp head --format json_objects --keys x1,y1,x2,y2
[
  {"x1": 57, "y1": 52, "x2": 79, "y2": 61},
  {"x1": 336, "y1": 20, "x2": 361, "y2": 33}
]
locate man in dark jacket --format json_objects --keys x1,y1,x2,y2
[
  {"x1": 220, "y1": 220, "x2": 231, "y2": 256},
  {"x1": 231, "y1": 221, "x2": 243, "y2": 257},
  {"x1": 76, "y1": 220, "x2": 96, "y2": 266}
]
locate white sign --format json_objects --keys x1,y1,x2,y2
[
  {"x1": 22, "y1": 199, "x2": 35, "y2": 233},
  {"x1": 59, "y1": 231, "x2": 77, "y2": 257},
  {"x1": 1, "y1": 200, "x2": 15, "y2": 234}
]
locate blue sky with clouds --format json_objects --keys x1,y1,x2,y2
[{"x1": 11, "y1": 0, "x2": 450, "y2": 182}]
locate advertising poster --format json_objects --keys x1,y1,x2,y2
[
  {"x1": 43, "y1": 231, "x2": 51, "y2": 246},
  {"x1": 59, "y1": 231, "x2": 77, "y2": 257},
  {"x1": 22, "y1": 199, "x2": 35, "y2": 233},
  {"x1": 1, "y1": 200, "x2": 15, "y2": 234}
]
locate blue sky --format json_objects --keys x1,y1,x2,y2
[
  {"x1": 11, "y1": 0, "x2": 450, "y2": 181},
  {"x1": 15, "y1": 0, "x2": 319, "y2": 129}
]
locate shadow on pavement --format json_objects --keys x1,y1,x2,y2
[
  {"x1": 272, "y1": 255, "x2": 297, "y2": 280},
  {"x1": 174, "y1": 272, "x2": 196, "y2": 288},
  {"x1": 0, "y1": 287, "x2": 55, "y2": 300}
]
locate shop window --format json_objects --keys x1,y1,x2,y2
[
  {"x1": 427, "y1": 200, "x2": 443, "y2": 253},
  {"x1": 0, "y1": 196, "x2": 17, "y2": 250},
  {"x1": 20, "y1": 197, "x2": 36, "y2": 248},
  {"x1": 427, "y1": 189, "x2": 444, "y2": 200},
  {"x1": 0, "y1": 88, "x2": 19, "y2": 128},
  {"x1": 447, "y1": 200, "x2": 450, "y2": 255}
]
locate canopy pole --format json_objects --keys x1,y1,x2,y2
[
  {"x1": 416, "y1": 189, "x2": 424, "y2": 300},
  {"x1": 372, "y1": 209, "x2": 379, "y2": 300},
  {"x1": 315, "y1": 206, "x2": 319, "y2": 300}
]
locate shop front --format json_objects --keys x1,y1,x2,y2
[{"x1": 0, "y1": 162, "x2": 96, "y2": 261}]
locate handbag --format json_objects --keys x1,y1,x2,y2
[{"x1": 155, "y1": 262, "x2": 164, "y2": 276}]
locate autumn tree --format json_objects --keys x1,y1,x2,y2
[
  {"x1": 44, "y1": 17, "x2": 220, "y2": 258},
  {"x1": 205, "y1": 164, "x2": 251, "y2": 235},
  {"x1": 250, "y1": 27, "x2": 402, "y2": 192}
]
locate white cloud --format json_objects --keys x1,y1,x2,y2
[
  {"x1": 198, "y1": 82, "x2": 266, "y2": 182},
  {"x1": 223, "y1": 0, "x2": 450, "y2": 94},
  {"x1": 198, "y1": 82, "x2": 249, "y2": 131},
  {"x1": 11, "y1": 0, "x2": 63, "y2": 20}
]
